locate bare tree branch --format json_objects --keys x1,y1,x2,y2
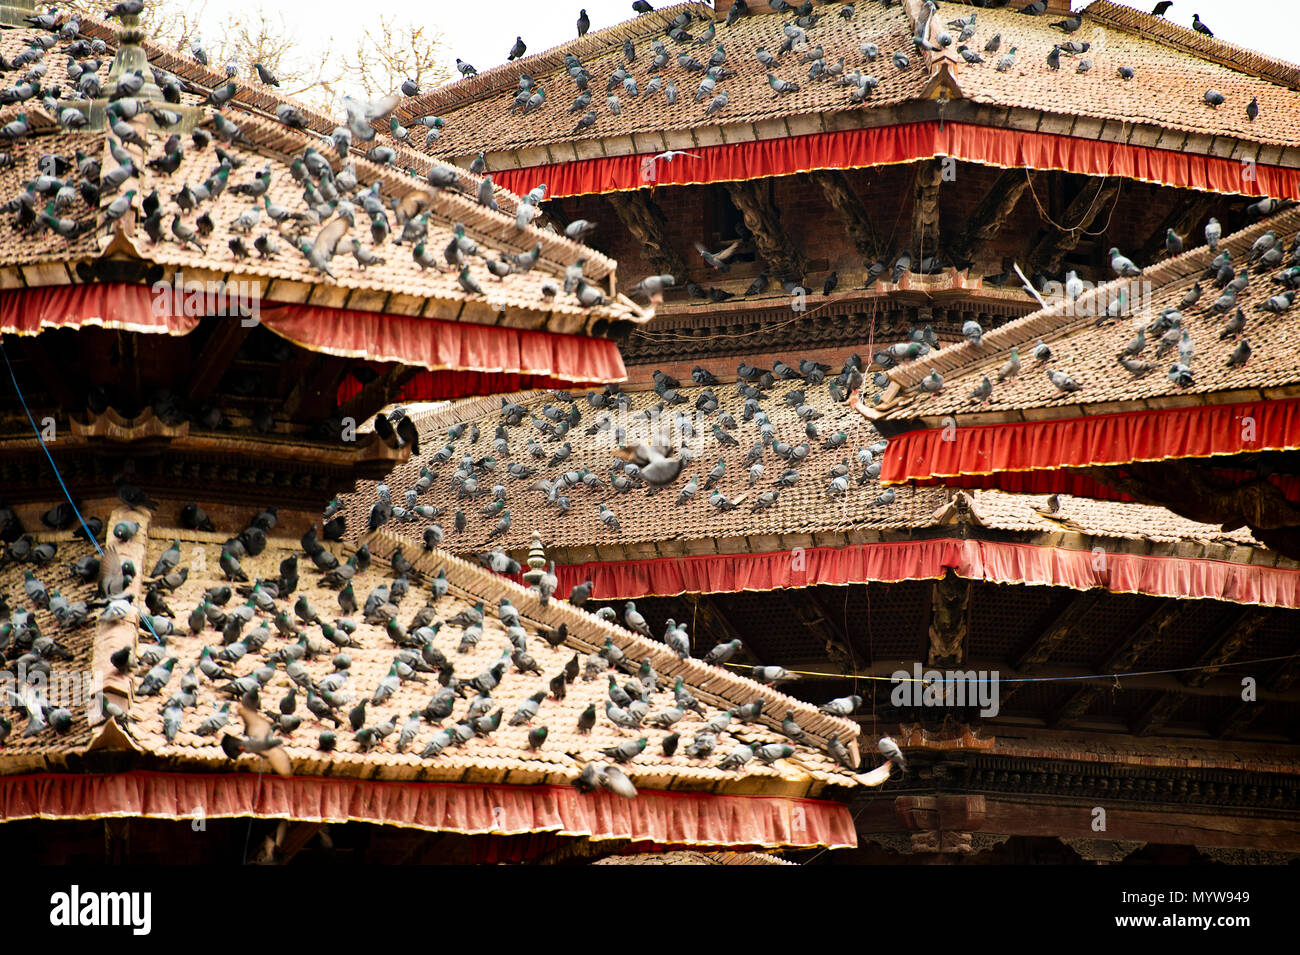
[{"x1": 61, "y1": 0, "x2": 450, "y2": 115}]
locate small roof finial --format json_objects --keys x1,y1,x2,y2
[
  {"x1": 522, "y1": 530, "x2": 546, "y2": 585},
  {"x1": 105, "y1": 2, "x2": 163, "y2": 102}
]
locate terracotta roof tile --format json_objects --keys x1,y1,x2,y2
[
  {"x1": 403, "y1": 0, "x2": 1300, "y2": 168},
  {"x1": 401, "y1": 1, "x2": 929, "y2": 162},
  {"x1": 346, "y1": 376, "x2": 951, "y2": 555},
  {"x1": 0, "y1": 534, "x2": 102, "y2": 757},
  {"x1": 100, "y1": 529, "x2": 867, "y2": 791},
  {"x1": 342, "y1": 368, "x2": 1265, "y2": 558},
  {"x1": 946, "y1": 2, "x2": 1300, "y2": 149},
  {"x1": 0, "y1": 17, "x2": 646, "y2": 332},
  {"x1": 878, "y1": 206, "x2": 1300, "y2": 418}
]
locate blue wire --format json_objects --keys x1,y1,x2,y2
[{"x1": 0, "y1": 339, "x2": 162, "y2": 644}]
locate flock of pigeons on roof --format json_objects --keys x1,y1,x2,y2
[
  {"x1": 1, "y1": 4, "x2": 620, "y2": 311},
  {"x1": 357, "y1": 351, "x2": 895, "y2": 567},
  {"x1": 0, "y1": 484, "x2": 909, "y2": 792},
  {"x1": 437, "y1": 1, "x2": 1267, "y2": 141},
  {"x1": 902, "y1": 218, "x2": 1299, "y2": 406}
]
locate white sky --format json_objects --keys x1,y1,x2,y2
[{"x1": 189, "y1": 0, "x2": 1299, "y2": 103}]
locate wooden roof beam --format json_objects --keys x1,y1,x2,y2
[
  {"x1": 684, "y1": 592, "x2": 766, "y2": 666},
  {"x1": 910, "y1": 158, "x2": 944, "y2": 262},
  {"x1": 606, "y1": 190, "x2": 688, "y2": 279},
  {"x1": 1134, "y1": 193, "x2": 1218, "y2": 269},
  {"x1": 810, "y1": 169, "x2": 880, "y2": 265},
  {"x1": 285, "y1": 354, "x2": 351, "y2": 421},
  {"x1": 186, "y1": 319, "x2": 256, "y2": 402},
  {"x1": 1132, "y1": 607, "x2": 1269, "y2": 735},
  {"x1": 336, "y1": 363, "x2": 421, "y2": 424},
  {"x1": 722, "y1": 179, "x2": 805, "y2": 284},
  {"x1": 926, "y1": 568, "x2": 970, "y2": 668},
  {"x1": 779, "y1": 589, "x2": 852, "y2": 668},
  {"x1": 1027, "y1": 176, "x2": 1123, "y2": 276},
  {"x1": 1216, "y1": 654, "x2": 1300, "y2": 739},
  {"x1": 1001, "y1": 590, "x2": 1104, "y2": 706},
  {"x1": 949, "y1": 169, "x2": 1039, "y2": 269},
  {"x1": 1053, "y1": 600, "x2": 1184, "y2": 727}
]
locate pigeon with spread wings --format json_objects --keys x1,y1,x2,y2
[
  {"x1": 221, "y1": 703, "x2": 292, "y2": 777},
  {"x1": 342, "y1": 92, "x2": 402, "y2": 143},
  {"x1": 695, "y1": 239, "x2": 743, "y2": 272},
  {"x1": 299, "y1": 217, "x2": 350, "y2": 279},
  {"x1": 612, "y1": 441, "x2": 684, "y2": 485}
]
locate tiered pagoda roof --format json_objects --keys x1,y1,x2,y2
[
  {"x1": 0, "y1": 10, "x2": 647, "y2": 401},
  {"x1": 0, "y1": 506, "x2": 872, "y2": 849},
  {"x1": 871, "y1": 206, "x2": 1300, "y2": 556},
  {"x1": 401, "y1": 0, "x2": 1300, "y2": 201},
  {"x1": 340, "y1": 360, "x2": 1300, "y2": 609}
]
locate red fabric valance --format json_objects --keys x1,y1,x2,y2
[
  {"x1": 545, "y1": 538, "x2": 1300, "y2": 608},
  {"x1": 0, "y1": 285, "x2": 627, "y2": 387},
  {"x1": 0, "y1": 772, "x2": 855, "y2": 850},
  {"x1": 492, "y1": 121, "x2": 1300, "y2": 199},
  {"x1": 260, "y1": 302, "x2": 625, "y2": 385},
  {"x1": 0, "y1": 283, "x2": 201, "y2": 336},
  {"x1": 899, "y1": 467, "x2": 1300, "y2": 505},
  {"x1": 881, "y1": 398, "x2": 1300, "y2": 485}
]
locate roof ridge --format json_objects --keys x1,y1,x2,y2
[
  {"x1": 413, "y1": 390, "x2": 550, "y2": 438},
  {"x1": 904, "y1": 0, "x2": 968, "y2": 93},
  {"x1": 398, "y1": 2, "x2": 714, "y2": 122},
  {"x1": 167, "y1": 112, "x2": 621, "y2": 281},
  {"x1": 1082, "y1": 1, "x2": 1300, "y2": 89},
  {"x1": 883, "y1": 204, "x2": 1300, "y2": 392},
  {"x1": 75, "y1": 14, "x2": 538, "y2": 221},
  {"x1": 365, "y1": 531, "x2": 863, "y2": 749},
  {"x1": 78, "y1": 15, "x2": 343, "y2": 138}
]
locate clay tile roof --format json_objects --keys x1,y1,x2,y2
[
  {"x1": 1083, "y1": 1, "x2": 1300, "y2": 89},
  {"x1": 345, "y1": 376, "x2": 951, "y2": 556},
  {"x1": 399, "y1": 1, "x2": 928, "y2": 162},
  {"x1": 14, "y1": 529, "x2": 863, "y2": 791},
  {"x1": 877, "y1": 205, "x2": 1300, "y2": 420},
  {"x1": 947, "y1": 1, "x2": 1300, "y2": 148},
  {"x1": 74, "y1": 13, "x2": 530, "y2": 217},
  {"x1": 0, "y1": 534, "x2": 103, "y2": 766},
  {"x1": 0, "y1": 16, "x2": 647, "y2": 332},
  {"x1": 404, "y1": 0, "x2": 1300, "y2": 167},
  {"x1": 341, "y1": 367, "x2": 1262, "y2": 560},
  {"x1": 405, "y1": 2, "x2": 716, "y2": 118}
]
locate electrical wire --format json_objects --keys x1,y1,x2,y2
[
  {"x1": 0, "y1": 340, "x2": 163, "y2": 643},
  {"x1": 723, "y1": 652, "x2": 1300, "y2": 685}
]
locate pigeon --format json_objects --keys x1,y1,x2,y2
[
  {"x1": 1047, "y1": 369, "x2": 1081, "y2": 393},
  {"x1": 1205, "y1": 218, "x2": 1221, "y2": 251},
  {"x1": 819, "y1": 694, "x2": 862, "y2": 717},
  {"x1": 704, "y1": 639, "x2": 742, "y2": 666},
  {"x1": 1191, "y1": 13, "x2": 1213, "y2": 36},
  {"x1": 1110, "y1": 248, "x2": 1142, "y2": 277},
  {"x1": 222, "y1": 704, "x2": 292, "y2": 777},
  {"x1": 878, "y1": 735, "x2": 906, "y2": 772},
  {"x1": 1225, "y1": 339, "x2": 1251, "y2": 368},
  {"x1": 997, "y1": 348, "x2": 1021, "y2": 382}
]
